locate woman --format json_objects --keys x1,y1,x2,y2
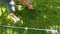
[{"x1": 0, "y1": 0, "x2": 33, "y2": 22}]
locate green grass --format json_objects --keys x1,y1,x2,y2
[{"x1": 0, "y1": 0, "x2": 60, "y2": 34}]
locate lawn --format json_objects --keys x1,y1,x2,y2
[{"x1": 0, "y1": 0, "x2": 60, "y2": 34}]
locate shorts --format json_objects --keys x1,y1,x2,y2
[{"x1": 0, "y1": 0, "x2": 15, "y2": 13}]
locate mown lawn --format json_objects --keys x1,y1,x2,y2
[{"x1": 0, "y1": 0, "x2": 60, "y2": 34}]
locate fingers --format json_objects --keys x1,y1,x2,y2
[
  {"x1": 28, "y1": 5, "x2": 34, "y2": 10},
  {"x1": 10, "y1": 13, "x2": 20, "y2": 22},
  {"x1": 11, "y1": 16, "x2": 20, "y2": 22},
  {"x1": 20, "y1": 0, "x2": 34, "y2": 10}
]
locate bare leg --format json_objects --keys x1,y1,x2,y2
[{"x1": 10, "y1": 13, "x2": 20, "y2": 22}]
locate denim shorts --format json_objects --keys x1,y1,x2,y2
[{"x1": 0, "y1": 0, "x2": 15, "y2": 13}]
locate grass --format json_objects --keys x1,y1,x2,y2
[{"x1": 0, "y1": 0, "x2": 60, "y2": 34}]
